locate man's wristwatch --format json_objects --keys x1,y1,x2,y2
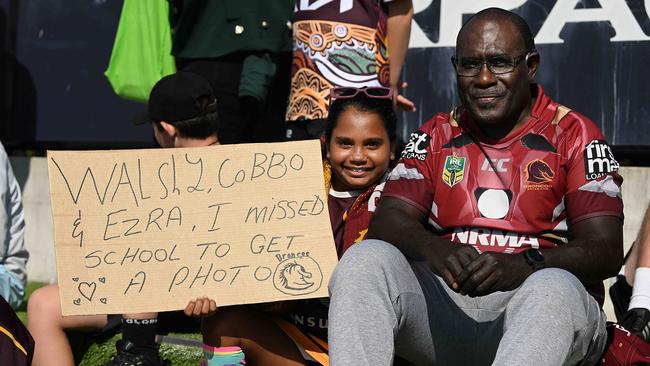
[{"x1": 522, "y1": 248, "x2": 545, "y2": 271}]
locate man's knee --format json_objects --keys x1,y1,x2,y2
[
  {"x1": 520, "y1": 268, "x2": 593, "y2": 312},
  {"x1": 523, "y1": 268, "x2": 582, "y2": 294},
  {"x1": 330, "y1": 240, "x2": 405, "y2": 286}
]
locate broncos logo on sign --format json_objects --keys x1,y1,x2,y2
[
  {"x1": 278, "y1": 261, "x2": 315, "y2": 291},
  {"x1": 525, "y1": 159, "x2": 555, "y2": 184},
  {"x1": 273, "y1": 257, "x2": 324, "y2": 296}
]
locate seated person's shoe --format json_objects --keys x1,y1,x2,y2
[
  {"x1": 104, "y1": 340, "x2": 170, "y2": 366},
  {"x1": 621, "y1": 308, "x2": 650, "y2": 343},
  {"x1": 200, "y1": 345, "x2": 246, "y2": 366},
  {"x1": 610, "y1": 274, "x2": 633, "y2": 322},
  {"x1": 602, "y1": 322, "x2": 650, "y2": 364}
]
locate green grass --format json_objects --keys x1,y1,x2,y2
[
  {"x1": 77, "y1": 333, "x2": 203, "y2": 365},
  {"x1": 19, "y1": 282, "x2": 203, "y2": 365}
]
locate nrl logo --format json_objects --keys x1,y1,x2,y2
[{"x1": 442, "y1": 153, "x2": 465, "y2": 187}]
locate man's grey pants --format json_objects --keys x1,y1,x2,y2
[{"x1": 328, "y1": 240, "x2": 608, "y2": 366}]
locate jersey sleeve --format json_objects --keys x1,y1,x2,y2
[
  {"x1": 382, "y1": 117, "x2": 440, "y2": 214},
  {"x1": 562, "y1": 114, "x2": 623, "y2": 224}
]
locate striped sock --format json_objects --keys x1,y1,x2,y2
[{"x1": 200, "y1": 345, "x2": 246, "y2": 366}]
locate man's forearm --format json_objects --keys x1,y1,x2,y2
[
  {"x1": 543, "y1": 216, "x2": 623, "y2": 284},
  {"x1": 387, "y1": 0, "x2": 413, "y2": 88},
  {"x1": 367, "y1": 199, "x2": 452, "y2": 262}
]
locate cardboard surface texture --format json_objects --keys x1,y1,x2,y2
[{"x1": 47, "y1": 140, "x2": 338, "y2": 316}]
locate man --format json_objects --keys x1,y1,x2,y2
[
  {"x1": 0, "y1": 141, "x2": 27, "y2": 310},
  {"x1": 28, "y1": 71, "x2": 218, "y2": 366},
  {"x1": 327, "y1": 8, "x2": 624, "y2": 365}
]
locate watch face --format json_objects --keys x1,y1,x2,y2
[{"x1": 527, "y1": 249, "x2": 544, "y2": 263}]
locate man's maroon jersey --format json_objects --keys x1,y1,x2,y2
[{"x1": 383, "y1": 85, "x2": 623, "y2": 255}]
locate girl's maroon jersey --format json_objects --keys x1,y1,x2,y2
[{"x1": 383, "y1": 85, "x2": 623, "y2": 254}]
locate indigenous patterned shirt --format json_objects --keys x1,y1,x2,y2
[{"x1": 286, "y1": 0, "x2": 391, "y2": 121}]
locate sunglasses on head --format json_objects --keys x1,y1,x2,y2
[{"x1": 329, "y1": 86, "x2": 394, "y2": 101}]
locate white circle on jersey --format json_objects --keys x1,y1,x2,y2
[{"x1": 477, "y1": 189, "x2": 510, "y2": 219}]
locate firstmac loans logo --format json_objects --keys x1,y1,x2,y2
[{"x1": 584, "y1": 140, "x2": 619, "y2": 180}]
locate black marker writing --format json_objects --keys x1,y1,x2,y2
[
  {"x1": 185, "y1": 154, "x2": 204, "y2": 193},
  {"x1": 207, "y1": 202, "x2": 232, "y2": 232},
  {"x1": 111, "y1": 162, "x2": 139, "y2": 207},
  {"x1": 124, "y1": 271, "x2": 146, "y2": 294},
  {"x1": 72, "y1": 210, "x2": 83, "y2": 247},
  {"x1": 137, "y1": 159, "x2": 151, "y2": 201},
  {"x1": 196, "y1": 242, "x2": 231, "y2": 260},
  {"x1": 51, "y1": 158, "x2": 117, "y2": 205}
]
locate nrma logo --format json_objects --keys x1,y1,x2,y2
[{"x1": 450, "y1": 227, "x2": 540, "y2": 248}]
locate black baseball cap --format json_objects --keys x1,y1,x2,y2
[{"x1": 147, "y1": 72, "x2": 217, "y2": 123}]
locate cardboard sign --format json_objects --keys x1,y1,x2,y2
[{"x1": 47, "y1": 141, "x2": 338, "y2": 316}]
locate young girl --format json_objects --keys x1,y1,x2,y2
[{"x1": 186, "y1": 86, "x2": 398, "y2": 365}]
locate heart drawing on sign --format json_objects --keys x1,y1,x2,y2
[
  {"x1": 98, "y1": 277, "x2": 106, "y2": 284},
  {"x1": 78, "y1": 282, "x2": 96, "y2": 302},
  {"x1": 73, "y1": 298, "x2": 81, "y2": 305},
  {"x1": 100, "y1": 298, "x2": 107, "y2": 304}
]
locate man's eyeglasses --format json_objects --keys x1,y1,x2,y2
[
  {"x1": 451, "y1": 50, "x2": 535, "y2": 77},
  {"x1": 330, "y1": 86, "x2": 393, "y2": 101}
]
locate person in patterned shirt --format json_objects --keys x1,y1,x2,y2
[
  {"x1": 327, "y1": 7, "x2": 624, "y2": 365},
  {"x1": 285, "y1": 0, "x2": 416, "y2": 140}
]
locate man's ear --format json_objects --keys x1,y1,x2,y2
[
  {"x1": 159, "y1": 121, "x2": 177, "y2": 138},
  {"x1": 526, "y1": 51, "x2": 540, "y2": 81}
]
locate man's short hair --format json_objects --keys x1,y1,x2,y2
[
  {"x1": 460, "y1": 8, "x2": 536, "y2": 52},
  {"x1": 148, "y1": 72, "x2": 219, "y2": 139}
]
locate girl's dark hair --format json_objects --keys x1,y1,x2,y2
[{"x1": 325, "y1": 93, "x2": 397, "y2": 144}]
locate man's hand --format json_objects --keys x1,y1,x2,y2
[
  {"x1": 454, "y1": 252, "x2": 534, "y2": 297},
  {"x1": 426, "y1": 244, "x2": 479, "y2": 290},
  {"x1": 184, "y1": 297, "x2": 217, "y2": 318},
  {"x1": 392, "y1": 82, "x2": 416, "y2": 112}
]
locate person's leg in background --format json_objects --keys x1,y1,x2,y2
[
  {"x1": 610, "y1": 242, "x2": 637, "y2": 321},
  {"x1": 617, "y1": 203, "x2": 650, "y2": 340},
  {"x1": 27, "y1": 284, "x2": 108, "y2": 366},
  {"x1": 110, "y1": 312, "x2": 164, "y2": 365},
  {"x1": 201, "y1": 306, "x2": 307, "y2": 366},
  {"x1": 243, "y1": 51, "x2": 292, "y2": 143},
  {"x1": 28, "y1": 284, "x2": 169, "y2": 366}
]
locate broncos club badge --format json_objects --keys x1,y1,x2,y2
[
  {"x1": 523, "y1": 159, "x2": 555, "y2": 191},
  {"x1": 442, "y1": 153, "x2": 466, "y2": 187},
  {"x1": 273, "y1": 257, "x2": 323, "y2": 296}
]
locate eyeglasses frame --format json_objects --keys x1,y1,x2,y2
[
  {"x1": 329, "y1": 86, "x2": 394, "y2": 103},
  {"x1": 450, "y1": 49, "x2": 536, "y2": 77}
]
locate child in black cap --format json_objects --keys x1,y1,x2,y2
[{"x1": 28, "y1": 71, "x2": 222, "y2": 366}]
